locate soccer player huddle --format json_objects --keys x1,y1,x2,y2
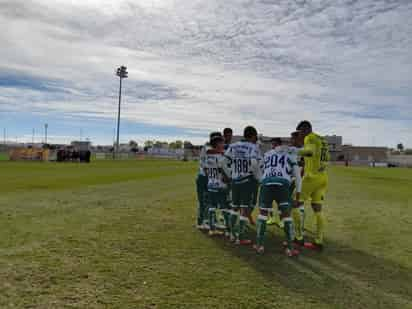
[{"x1": 195, "y1": 121, "x2": 329, "y2": 257}]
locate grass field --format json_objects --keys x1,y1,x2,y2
[{"x1": 0, "y1": 160, "x2": 411, "y2": 308}]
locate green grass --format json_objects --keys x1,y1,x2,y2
[
  {"x1": 0, "y1": 152, "x2": 9, "y2": 160},
  {"x1": 0, "y1": 160, "x2": 411, "y2": 308}
]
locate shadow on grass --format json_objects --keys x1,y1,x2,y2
[{"x1": 204, "y1": 226, "x2": 412, "y2": 308}]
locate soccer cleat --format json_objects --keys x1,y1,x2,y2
[
  {"x1": 236, "y1": 239, "x2": 252, "y2": 246},
  {"x1": 197, "y1": 224, "x2": 209, "y2": 231},
  {"x1": 266, "y1": 217, "x2": 275, "y2": 225},
  {"x1": 285, "y1": 248, "x2": 300, "y2": 257},
  {"x1": 229, "y1": 234, "x2": 237, "y2": 242},
  {"x1": 253, "y1": 244, "x2": 265, "y2": 254},
  {"x1": 304, "y1": 242, "x2": 324, "y2": 251},
  {"x1": 208, "y1": 230, "x2": 224, "y2": 236}
]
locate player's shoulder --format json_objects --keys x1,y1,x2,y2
[
  {"x1": 305, "y1": 132, "x2": 321, "y2": 143},
  {"x1": 264, "y1": 148, "x2": 275, "y2": 156}
]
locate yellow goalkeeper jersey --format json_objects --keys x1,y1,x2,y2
[{"x1": 299, "y1": 132, "x2": 329, "y2": 176}]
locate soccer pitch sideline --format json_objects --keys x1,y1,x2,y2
[{"x1": 0, "y1": 160, "x2": 411, "y2": 309}]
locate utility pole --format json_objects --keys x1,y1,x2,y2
[
  {"x1": 32, "y1": 128, "x2": 35, "y2": 144},
  {"x1": 115, "y1": 65, "x2": 128, "y2": 159}
]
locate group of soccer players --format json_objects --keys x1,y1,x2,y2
[{"x1": 195, "y1": 121, "x2": 329, "y2": 257}]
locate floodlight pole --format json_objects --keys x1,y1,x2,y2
[{"x1": 115, "y1": 66, "x2": 128, "y2": 159}]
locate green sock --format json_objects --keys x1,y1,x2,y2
[
  {"x1": 299, "y1": 206, "x2": 305, "y2": 238},
  {"x1": 230, "y1": 211, "x2": 239, "y2": 238},
  {"x1": 239, "y1": 215, "x2": 249, "y2": 240},
  {"x1": 292, "y1": 206, "x2": 305, "y2": 240},
  {"x1": 256, "y1": 215, "x2": 268, "y2": 246},
  {"x1": 209, "y1": 208, "x2": 216, "y2": 231},
  {"x1": 314, "y1": 211, "x2": 325, "y2": 245},
  {"x1": 222, "y1": 209, "x2": 230, "y2": 231},
  {"x1": 283, "y1": 217, "x2": 294, "y2": 249}
]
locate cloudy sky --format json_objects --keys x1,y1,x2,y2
[{"x1": 0, "y1": 0, "x2": 411, "y2": 146}]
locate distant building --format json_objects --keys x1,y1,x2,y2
[
  {"x1": 341, "y1": 146, "x2": 389, "y2": 163},
  {"x1": 324, "y1": 135, "x2": 343, "y2": 151}
]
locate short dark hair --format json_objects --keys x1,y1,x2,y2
[
  {"x1": 271, "y1": 137, "x2": 282, "y2": 145},
  {"x1": 210, "y1": 136, "x2": 224, "y2": 148},
  {"x1": 296, "y1": 120, "x2": 312, "y2": 131},
  {"x1": 209, "y1": 131, "x2": 222, "y2": 140},
  {"x1": 223, "y1": 128, "x2": 233, "y2": 135},
  {"x1": 243, "y1": 126, "x2": 258, "y2": 139}
]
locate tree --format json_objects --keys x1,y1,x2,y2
[
  {"x1": 183, "y1": 140, "x2": 193, "y2": 149},
  {"x1": 129, "y1": 140, "x2": 138, "y2": 148},
  {"x1": 154, "y1": 141, "x2": 168, "y2": 148},
  {"x1": 397, "y1": 143, "x2": 404, "y2": 152},
  {"x1": 144, "y1": 140, "x2": 154, "y2": 148},
  {"x1": 169, "y1": 142, "x2": 177, "y2": 149},
  {"x1": 175, "y1": 140, "x2": 183, "y2": 149},
  {"x1": 169, "y1": 140, "x2": 183, "y2": 149}
]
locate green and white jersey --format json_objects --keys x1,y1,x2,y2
[
  {"x1": 288, "y1": 146, "x2": 301, "y2": 162},
  {"x1": 202, "y1": 152, "x2": 228, "y2": 191},
  {"x1": 261, "y1": 146, "x2": 299, "y2": 185},
  {"x1": 198, "y1": 144, "x2": 209, "y2": 176},
  {"x1": 225, "y1": 141, "x2": 262, "y2": 182}
]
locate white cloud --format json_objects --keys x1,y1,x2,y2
[{"x1": 0, "y1": 0, "x2": 411, "y2": 146}]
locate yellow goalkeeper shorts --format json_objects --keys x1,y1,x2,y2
[{"x1": 300, "y1": 173, "x2": 328, "y2": 205}]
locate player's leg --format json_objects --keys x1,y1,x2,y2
[
  {"x1": 246, "y1": 178, "x2": 259, "y2": 225},
  {"x1": 207, "y1": 190, "x2": 217, "y2": 234},
  {"x1": 237, "y1": 179, "x2": 254, "y2": 245},
  {"x1": 220, "y1": 189, "x2": 231, "y2": 237},
  {"x1": 292, "y1": 176, "x2": 312, "y2": 245},
  {"x1": 196, "y1": 174, "x2": 208, "y2": 229},
  {"x1": 254, "y1": 184, "x2": 273, "y2": 254},
  {"x1": 222, "y1": 184, "x2": 232, "y2": 234},
  {"x1": 229, "y1": 183, "x2": 241, "y2": 242},
  {"x1": 306, "y1": 174, "x2": 328, "y2": 250},
  {"x1": 276, "y1": 185, "x2": 299, "y2": 257}
]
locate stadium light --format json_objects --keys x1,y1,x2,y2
[{"x1": 114, "y1": 65, "x2": 128, "y2": 159}]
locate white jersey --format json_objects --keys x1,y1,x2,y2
[
  {"x1": 288, "y1": 146, "x2": 301, "y2": 161},
  {"x1": 198, "y1": 144, "x2": 209, "y2": 176},
  {"x1": 202, "y1": 152, "x2": 228, "y2": 191},
  {"x1": 225, "y1": 141, "x2": 262, "y2": 181},
  {"x1": 261, "y1": 146, "x2": 300, "y2": 190}
]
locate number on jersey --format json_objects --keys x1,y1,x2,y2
[{"x1": 233, "y1": 158, "x2": 249, "y2": 174}]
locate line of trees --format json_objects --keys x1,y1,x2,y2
[{"x1": 393, "y1": 143, "x2": 412, "y2": 155}]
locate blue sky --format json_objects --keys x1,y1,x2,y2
[{"x1": 0, "y1": 0, "x2": 411, "y2": 146}]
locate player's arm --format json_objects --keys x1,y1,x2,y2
[
  {"x1": 223, "y1": 146, "x2": 233, "y2": 178},
  {"x1": 298, "y1": 143, "x2": 315, "y2": 157},
  {"x1": 319, "y1": 139, "x2": 330, "y2": 172},
  {"x1": 289, "y1": 154, "x2": 302, "y2": 201},
  {"x1": 218, "y1": 156, "x2": 231, "y2": 183},
  {"x1": 250, "y1": 148, "x2": 263, "y2": 180},
  {"x1": 200, "y1": 150, "x2": 208, "y2": 177},
  {"x1": 293, "y1": 163, "x2": 302, "y2": 201}
]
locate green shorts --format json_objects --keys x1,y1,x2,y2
[
  {"x1": 232, "y1": 176, "x2": 256, "y2": 208},
  {"x1": 259, "y1": 177, "x2": 291, "y2": 213},
  {"x1": 208, "y1": 189, "x2": 230, "y2": 210}
]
